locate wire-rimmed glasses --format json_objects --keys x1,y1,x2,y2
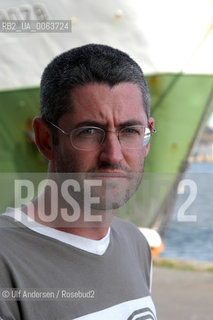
[{"x1": 47, "y1": 120, "x2": 156, "y2": 151}]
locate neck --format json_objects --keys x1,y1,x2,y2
[
  {"x1": 54, "y1": 225, "x2": 110, "y2": 240},
  {"x1": 21, "y1": 188, "x2": 115, "y2": 240}
]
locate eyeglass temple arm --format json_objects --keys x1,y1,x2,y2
[
  {"x1": 47, "y1": 119, "x2": 157, "y2": 135},
  {"x1": 46, "y1": 120, "x2": 70, "y2": 135},
  {"x1": 148, "y1": 121, "x2": 157, "y2": 134}
]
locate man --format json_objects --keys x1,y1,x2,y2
[{"x1": 0, "y1": 44, "x2": 157, "y2": 319}]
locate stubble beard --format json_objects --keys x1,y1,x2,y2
[
  {"x1": 51, "y1": 148, "x2": 145, "y2": 211},
  {"x1": 88, "y1": 168, "x2": 144, "y2": 210}
]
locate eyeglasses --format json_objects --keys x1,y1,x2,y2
[{"x1": 47, "y1": 120, "x2": 156, "y2": 151}]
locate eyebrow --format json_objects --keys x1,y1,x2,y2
[{"x1": 74, "y1": 119, "x2": 144, "y2": 128}]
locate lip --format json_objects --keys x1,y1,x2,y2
[{"x1": 93, "y1": 171, "x2": 128, "y2": 178}]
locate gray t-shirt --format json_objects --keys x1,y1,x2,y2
[{"x1": 0, "y1": 211, "x2": 157, "y2": 319}]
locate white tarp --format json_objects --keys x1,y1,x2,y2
[{"x1": 0, "y1": 0, "x2": 213, "y2": 89}]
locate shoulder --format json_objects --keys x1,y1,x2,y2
[
  {"x1": 0, "y1": 214, "x2": 34, "y2": 259},
  {"x1": 0, "y1": 214, "x2": 17, "y2": 243},
  {"x1": 0, "y1": 215, "x2": 21, "y2": 255},
  {"x1": 111, "y1": 217, "x2": 152, "y2": 289},
  {"x1": 0, "y1": 214, "x2": 24, "y2": 237},
  {"x1": 0, "y1": 216, "x2": 18, "y2": 286},
  {"x1": 111, "y1": 216, "x2": 151, "y2": 257},
  {"x1": 112, "y1": 216, "x2": 148, "y2": 242}
]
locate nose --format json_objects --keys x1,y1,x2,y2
[{"x1": 98, "y1": 131, "x2": 124, "y2": 165}]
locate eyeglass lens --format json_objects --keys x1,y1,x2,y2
[{"x1": 71, "y1": 126, "x2": 151, "y2": 150}]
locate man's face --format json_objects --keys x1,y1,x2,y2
[{"x1": 52, "y1": 82, "x2": 150, "y2": 210}]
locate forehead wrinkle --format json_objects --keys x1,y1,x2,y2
[
  {"x1": 67, "y1": 83, "x2": 146, "y2": 127},
  {"x1": 90, "y1": 101, "x2": 126, "y2": 127}
]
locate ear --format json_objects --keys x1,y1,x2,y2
[
  {"x1": 33, "y1": 117, "x2": 54, "y2": 160},
  {"x1": 145, "y1": 117, "x2": 155, "y2": 157}
]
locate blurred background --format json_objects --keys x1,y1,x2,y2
[{"x1": 0, "y1": 1, "x2": 213, "y2": 318}]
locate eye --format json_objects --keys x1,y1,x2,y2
[
  {"x1": 122, "y1": 127, "x2": 141, "y2": 135},
  {"x1": 78, "y1": 128, "x2": 97, "y2": 135}
]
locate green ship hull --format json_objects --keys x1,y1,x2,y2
[
  {"x1": 1, "y1": 74, "x2": 213, "y2": 232},
  {"x1": 1, "y1": 0, "x2": 213, "y2": 233}
]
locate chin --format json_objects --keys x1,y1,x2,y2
[{"x1": 90, "y1": 189, "x2": 132, "y2": 211}]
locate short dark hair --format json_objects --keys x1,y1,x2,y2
[{"x1": 40, "y1": 44, "x2": 150, "y2": 141}]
